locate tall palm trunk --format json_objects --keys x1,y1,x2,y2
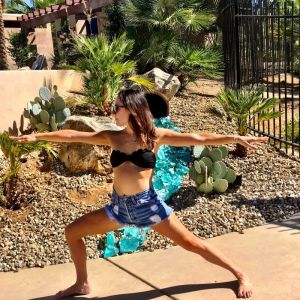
[{"x1": 0, "y1": 0, "x2": 8, "y2": 70}]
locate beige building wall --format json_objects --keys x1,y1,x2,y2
[
  {"x1": 32, "y1": 23, "x2": 54, "y2": 69},
  {"x1": 0, "y1": 70, "x2": 83, "y2": 133}
]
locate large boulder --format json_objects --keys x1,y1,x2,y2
[
  {"x1": 143, "y1": 68, "x2": 180, "y2": 100},
  {"x1": 59, "y1": 116, "x2": 123, "y2": 174}
]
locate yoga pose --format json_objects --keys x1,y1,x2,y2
[{"x1": 12, "y1": 89, "x2": 268, "y2": 298}]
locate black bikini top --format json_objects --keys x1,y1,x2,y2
[{"x1": 110, "y1": 149, "x2": 156, "y2": 169}]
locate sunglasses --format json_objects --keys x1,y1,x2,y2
[{"x1": 112, "y1": 104, "x2": 126, "y2": 114}]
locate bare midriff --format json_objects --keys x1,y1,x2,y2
[{"x1": 112, "y1": 162, "x2": 154, "y2": 196}]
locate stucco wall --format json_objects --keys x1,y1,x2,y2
[{"x1": 0, "y1": 70, "x2": 83, "y2": 133}]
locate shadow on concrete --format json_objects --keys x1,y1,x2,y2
[
  {"x1": 267, "y1": 215, "x2": 300, "y2": 234},
  {"x1": 29, "y1": 281, "x2": 237, "y2": 300}
]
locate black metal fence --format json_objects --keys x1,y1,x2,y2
[{"x1": 220, "y1": 0, "x2": 300, "y2": 156}]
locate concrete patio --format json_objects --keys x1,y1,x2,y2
[{"x1": 0, "y1": 214, "x2": 299, "y2": 300}]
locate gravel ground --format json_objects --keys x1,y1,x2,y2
[{"x1": 0, "y1": 87, "x2": 300, "y2": 272}]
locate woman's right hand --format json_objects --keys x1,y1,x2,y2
[{"x1": 10, "y1": 134, "x2": 37, "y2": 143}]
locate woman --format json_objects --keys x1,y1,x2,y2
[{"x1": 12, "y1": 89, "x2": 268, "y2": 298}]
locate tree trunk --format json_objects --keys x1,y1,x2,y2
[{"x1": 0, "y1": 0, "x2": 8, "y2": 70}]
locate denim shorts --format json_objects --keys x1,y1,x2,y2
[{"x1": 104, "y1": 186, "x2": 174, "y2": 228}]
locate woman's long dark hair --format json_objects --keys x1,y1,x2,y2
[{"x1": 117, "y1": 89, "x2": 157, "y2": 149}]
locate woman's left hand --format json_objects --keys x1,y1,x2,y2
[{"x1": 236, "y1": 136, "x2": 269, "y2": 149}]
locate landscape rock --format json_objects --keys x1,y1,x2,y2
[
  {"x1": 59, "y1": 116, "x2": 123, "y2": 173},
  {"x1": 143, "y1": 68, "x2": 180, "y2": 100}
]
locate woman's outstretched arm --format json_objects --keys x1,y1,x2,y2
[
  {"x1": 10, "y1": 129, "x2": 111, "y2": 146},
  {"x1": 156, "y1": 128, "x2": 268, "y2": 149}
]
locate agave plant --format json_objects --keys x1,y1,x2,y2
[
  {"x1": 66, "y1": 33, "x2": 154, "y2": 110},
  {"x1": 216, "y1": 86, "x2": 281, "y2": 157},
  {"x1": 0, "y1": 131, "x2": 57, "y2": 181}
]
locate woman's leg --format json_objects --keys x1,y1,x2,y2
[
  {"x1": 55, "y1": 208, "x2": 121, "y2": 299},
  {"x1": 151, "y1": 214, "x2": 253, "y2": 298}
]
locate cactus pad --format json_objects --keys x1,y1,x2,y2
[
  {"x1": 208, "y1": 148, "x2": 223, "y2": 162},
  {"x1": 219, "y1": 146, "x2": 229, "y2": 158},
  {"x1": 39, "y1": 87, "x2": 52, "y2": 102},
  {"x1": 213, "y1": 179, "x2": 228, "y2": 193},
  {"x1": 225, "y1": 168, "x2": 237, "y2": 183},
  {"x1": 197, "y1": 182, "x2": 213, "y2": 193},
  {"x1": 194, "y1": 160, "x2": 205, "y2": 174},
  {"x1": 53, "y1": 97, "x2": 66, "y2": 111},
  {"x1": 200, "y1": 157, "x2": 213, "y2": 171},
  {"x1": 32, "y1": 104, "x2": 42, "y2": 116},
  {"x1": 39, "y1": 110, "x2": 50, "y2": 124},
  {"x1": 189, "y1": 167, "x2": 198, "y2": 181}
]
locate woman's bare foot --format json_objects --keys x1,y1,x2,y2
[
  {"x1": 237, "y1": 276, "x2": 253, "y2": 298},
  {"x1": 54, "y1": 282, "x2": 91, "y2": 299}
]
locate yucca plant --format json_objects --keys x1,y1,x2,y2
[
  {"x1": 0, "y1": 131, "x2": 58, "y2": 182},
  {"x1": 216, "y1": 86, "x2": 281, "y2": 157},
  {"x1": 66, "y1": 33, "x2": 154, "y2": 110}
]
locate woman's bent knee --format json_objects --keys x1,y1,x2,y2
[{"x1": 65, "y1": 222, "x2": 82, "y2": 241}]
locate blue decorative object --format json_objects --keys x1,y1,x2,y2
[
  {"x1": 153, "y1": 117, "x2": 192, "y2": 201},
  {"x1": 103, "y1": 232, "x2": 119, "y2": 258},
  {"x1": 119, "y1": 237, "x2": 140, "y2": 253},
  {"x1": 101, "y1": 117, "x2": 192, "y2": 257}
]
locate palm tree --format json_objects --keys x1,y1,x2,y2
[
  {"x1": 106, "y1": 0, "x2": 222, "y2": 83},
  {"x1": 67, "y1": 33, "x2": 153, "y2": 110},
  {"x1": 216, "y1": 86, "x2": 281, "y2": 157},
  {"x1": 4, "y1": 0, "x2": 62, "y2": 13},
  {"x1": 0, "y1": 0, "x2": 8, "y2": 69}
]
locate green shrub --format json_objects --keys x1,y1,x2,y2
[
  {"x1": 105, "y1": 0, "x2": 222, "y2": 84},
  {"x1": 285, "y1": 119, "x2": 300, "y2": 144},
  {"x1": 67, "y1": 33, "x2": 153, "y2": 110},
  {"x1": 216, "y1": 86, "x2": 281, "y2": 136},
  {"x1": 216, "y1": 86, "x2": 281, "y2": 156},
  {"x1": 0, "y1": 131, "x2": 57, "y2": 182},
  {"x1": 7, "y1": 29, "x2": 37, "y2": 68}
]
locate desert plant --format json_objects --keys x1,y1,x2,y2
[
  {"x1": 23, "y1": 86, "x2": 71, "y2": 132},
  {"x1": 285, "y1": 119, "x2": 300, "y2": 144},
  {"x1": 189, "y1": 145, "x2": 236, "y2": 194},
  {"x1": 216, "y1": 86, "x2": 281, "y2": 157},
  {"x1": 105, "y1": 0, "x2": 222, "y2": 82},
  {"x1": 67, "y1": 33, "x2": 153, "y2": 110},
  {"x1": 4, "y1": 0, "x2": 62, "y2": 13},
  {"x1": 0, "y1": 131, "x2": 57, "y2": 181},
  {"x1": 166, "y1": 44, "x2": 222, "y2": 87}
]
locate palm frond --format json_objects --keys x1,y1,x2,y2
[
  {"x1": 127, "y1": 75, "x2": 155, "y2": 89},
  {"x1": 216, "y1": 86, "x2": 281, "y2": 136}
]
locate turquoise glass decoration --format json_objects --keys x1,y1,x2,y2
[{"x1": 103, "y1": 232, "x2": 119, "y2": 258}]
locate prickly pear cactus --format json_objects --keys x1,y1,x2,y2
[
  {"x1": 23, "y1": 86, "x2": 71, "y2": 132},
  {"x1": 189, "y1": 145, "x2": 236, "y2": 194}
]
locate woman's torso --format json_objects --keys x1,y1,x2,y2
[{"x1": 107, "y1": 130, "x2": 159, "y2": 196}]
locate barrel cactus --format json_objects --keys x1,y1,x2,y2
[
  {"x1": 23, "y1": 86, "x2": 71, "y2": 132},
  {"x1": 190, "y1": 145, "x2": 237, "y2": 194}
]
